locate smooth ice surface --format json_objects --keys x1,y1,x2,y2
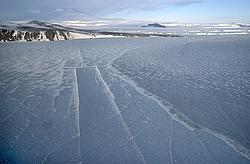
[{"x1": 0, "y1": 36, "x2": 250, "y2": 163}]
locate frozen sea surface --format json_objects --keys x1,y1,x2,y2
[{"x1": 0, "y1": 36, "x2": 250, "y2": 163}]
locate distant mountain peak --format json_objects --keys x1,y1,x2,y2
[
  {"x1": 27, "y1": 20, "x2": 47, "y2": 26},
  {"x1": 142, "y1": 23, "x2": 166, "y2": 28}
]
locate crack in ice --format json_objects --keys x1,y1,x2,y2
[
  {"x1": 170, "y1": 119, "x2": 174, "y2": 164},
  {"x1": 195, "y1": 132, "x2": 220, "y2": 164},
  {"x1": 41, "y1": 136, "x2": 79, "y2": 164},
  {"x1": 110, "y1": 66, "x2": 250, "y2": 160},
  {"x1": 94, "y1": 67, "x2": 147, "y2": 164}
]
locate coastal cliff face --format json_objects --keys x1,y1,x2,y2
[
  {"x1": 0, "y1": 21, "x2": 83, "y2": 42},
  {"x1": 0, "y1": 29, "x2": 72, "y2": 42}
]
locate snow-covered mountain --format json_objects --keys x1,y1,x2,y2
[
  {"x1": 1, "y1": 20, "x2": 249, "y2": 42},
  {"x1": 0, "y1": 20, "x2": 180, "y2": 42},
  {"x1": 0, "y1": 21, "x2": 94, "y2": 42}
]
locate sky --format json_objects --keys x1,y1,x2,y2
[{"x1": 0, "y1": 0, "x2": 249, "y2": 23}]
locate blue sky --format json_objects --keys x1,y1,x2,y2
[
  {"x1": 108, "y1": 0, "x2": 250, "y2": 23},
  {"x1": 0, "y1": 0, "x2": 249, "y2": 23}
]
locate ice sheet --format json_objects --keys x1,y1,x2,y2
[{"x1": 0, "y1": 36, "x2": 250, "y2": 163}]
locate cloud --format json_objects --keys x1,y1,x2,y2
[
  {"x1": 0, "y1": 0, "x2": 203, "y2": 20},
  {"x1": 31, "y1": 10, "x2": 41, "y2": 14},
  {"x1": 55, "y1": 8, "x2": 65, "y2": 12},
  {"x1": 80, "y1": 0, "x2": 203, "y2": 15},
  {"x1": 166, "y1": 0, "x2": 202, "y2": 5}
]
